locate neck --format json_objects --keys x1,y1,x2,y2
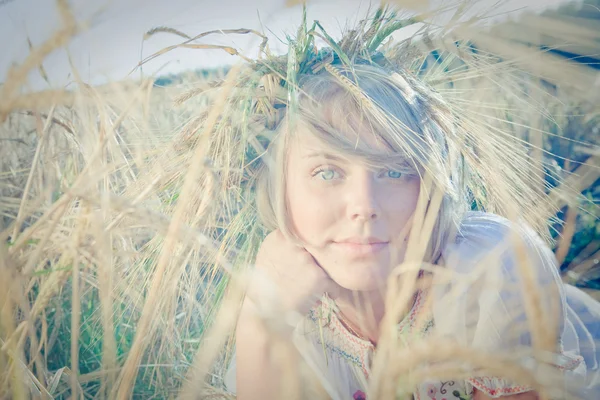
[{"x1": 334, "y1": 288, "x2": 387, "y2": 345}]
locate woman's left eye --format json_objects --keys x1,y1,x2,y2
[{"x1": 385, "y1": 170, "x2": 403, "y2": 179}]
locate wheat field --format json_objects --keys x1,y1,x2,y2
[{"x1": 0, "y1": 0, "x2": 599, "y2": 399}]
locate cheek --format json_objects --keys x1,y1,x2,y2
[
  {"x1": 385, "y1": 181, "x2": 421, "y2": 226},
  {"x1": 287, "y1": 181, "x2": 337, "y2": 244}
]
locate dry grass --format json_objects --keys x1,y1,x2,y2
[{"x1": 0, "y1": 0, "x2": 599, "y2": 399}]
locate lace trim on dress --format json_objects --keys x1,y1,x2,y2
[
  {"x1": 307, "y1": 290, "x2": 427, "y2": 378},
  {"x1": 465, "y1": 350, "x2": 584, "y2": 398}
]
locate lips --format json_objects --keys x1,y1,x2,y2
[
  {"x1": 336, "y1": 236, "x2": 386, "y2": 245},
  {"x1": 332, "y1": 241, "x2": 389, "y2": 257}
]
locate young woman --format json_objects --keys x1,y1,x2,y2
[{"x1": 218, "y1": 62, "x2": 599, "y2": 400}]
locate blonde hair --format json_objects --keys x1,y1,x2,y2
[{"x1": 255, "y1": 63, "x2": 468, "y2": 264}]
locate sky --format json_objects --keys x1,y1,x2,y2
[{"x1": 0, "y1": 0, "x2": 576, "y2": 90}]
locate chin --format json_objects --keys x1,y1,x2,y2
[
  {"x1": 309, "y1": 244, "x2": 399, "y2": 291},
  {"x1": 336, "y1": 278, "x2": 384, "y2": 292},
  {"x1": 326, "y1": 261, "x2": 390, "y2": 291}
]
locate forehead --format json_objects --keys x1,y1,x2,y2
[{"x1": 289, "y1": 124, "x2": 394, "y2": 160}]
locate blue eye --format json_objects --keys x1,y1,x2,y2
[
  {"x1": 387, "y1": 170, "x2": 402, "y2": 179},
  {"x1": 317, "y1": 169, "x2": 337, "y2": 180}
]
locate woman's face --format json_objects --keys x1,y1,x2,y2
[{"x1": 285, "y1": 130, "x2": 421, "y2": 291}]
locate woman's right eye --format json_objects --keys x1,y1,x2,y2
[{"x1": 313, "y1": 167, "x2": 339, "y2": 181}]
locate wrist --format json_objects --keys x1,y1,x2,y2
[{"x1": 239, "y1": 296, "x2": 301, "y2": 337}]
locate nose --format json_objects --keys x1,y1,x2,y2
[{"x1": 346, "y1": 170, "x2": 380, "y2": 222}]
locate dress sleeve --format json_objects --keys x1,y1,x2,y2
[{"x1": 432, "y1": 212, "x2": 589, "y2": 399}]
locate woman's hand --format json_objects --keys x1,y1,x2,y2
[
  {"x1": 236, "y1": 229, "x2": 341, "y2": 400},
  {"x1": 246, "y1": 229, "x2": 341, "y2": 317}
]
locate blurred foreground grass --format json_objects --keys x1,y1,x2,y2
[{"x1": 0, "y1": 0, "x2": 599, "y2": 398}]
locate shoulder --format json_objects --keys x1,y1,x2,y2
[
  {"x1": 441, "y1": 211, "x2": 558, "y2": 276},
  {"x1": 450, "y1": 211, "x2": 550, "y2": 253}
]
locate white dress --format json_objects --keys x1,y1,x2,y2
[{"x1": 224, "y1": 212, "x2": 600, "y2": 399}]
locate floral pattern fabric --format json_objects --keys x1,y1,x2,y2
[{"x1": 307, "y1": 290, "x2": 478, "y2": 400}]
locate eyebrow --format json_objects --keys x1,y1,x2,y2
[{"x1": 302, "y1": 152, "x2": 347, "y2": 161}]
